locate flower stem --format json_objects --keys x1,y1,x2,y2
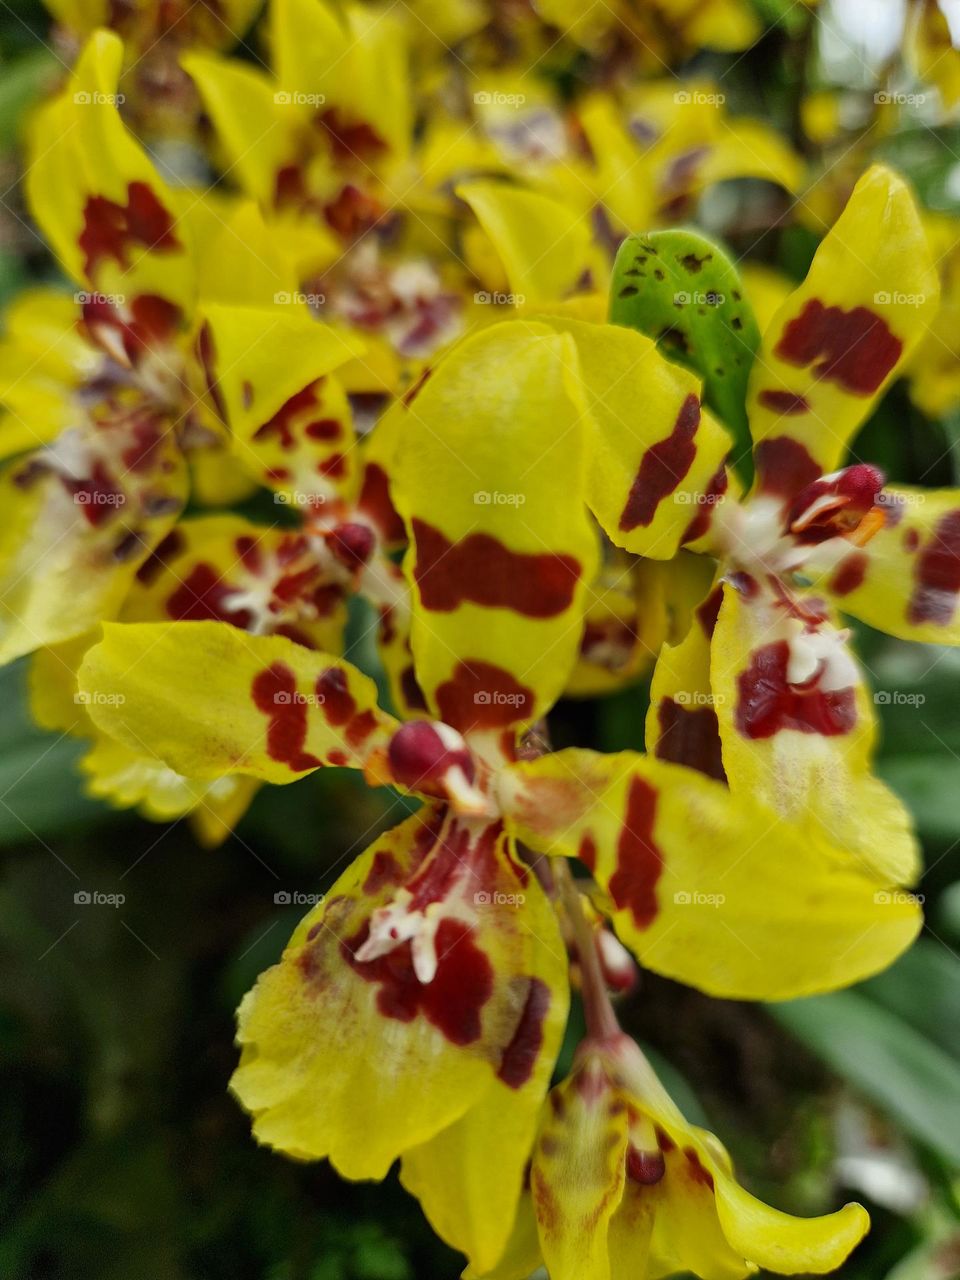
[{"x1": 554, "y1": 858, "x2": 621, "y2": 1043}]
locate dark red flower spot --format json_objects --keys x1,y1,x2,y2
[
  {"x1": 774, "y1": 299, "x2": 902, "y2": 395},
  {"x1": 344, "y1": 918, "x2": 493, "y2": 1045},
  {"x1": 682, "y1": 462, "x2": 728, "y2": 544},
  {"x1": 358, "y1": 462, "x2": 406, "y2": 545},
  {"x1": 753, "y1": 436, "x2": 822, "y2": 500},
  {"x1": 315, "y1": 666, "x2": 356, "y2": 724},
  {"x1": 412, "y1": 519, "x2": 580, "y2": 618},
  {"x1": 907, "y1": 510, "x2": 960, "y2": 626},
  {"x1": 830, "y1": 552, "x2": 868, "y2": 597},
  {"x1": 578, "y1": 832, "x2": 597, "y2": 873},
  {"x1": 607, "y1": 777, "x2": 662, "y2": 929},
  {"x1": 735, "y1": 641, "x2": 857, "y2": 739},
  {"x1": 435, "y1": 661, "x2": 534, "y2": 732},
  {"x1": 251, "y1": 662, "x2": 322, "y2": 771},
  {"x1": 757, "y1": 389, "x2": 812, "y2": 415},
  {"x1": 655, "y1": 698, "x2": 726, "y2": 782},
  {"x1": 619, "y1": 393, "x2": 700, "y2": 531},
  {"x1": 166, "y1": 563, "x2": 251, "y2": 627},
  {"x1": 79, "y1": 181, "x2": 180, "y2": 276},
  {"x1": 498, "y1": 978, "x2": 551, "y2": 1088},
  {"x1": 684, "y1": 1147, "x2": 715, "y2": 1190}
]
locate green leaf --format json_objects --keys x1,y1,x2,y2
[
  {"x1": 0, "y1": 49, "x2": 59, "y2": 151},
  {"x1": 770, "y1": 991, "x2": 960, "y2": 1165},
  {"x1": 608, "y1": 228, "x2": 760, "y2": 477},
  {"x1": 859, "y1": 940, "x2": 960, "y2": 1062},
  {"x1": 0, "y1": 660, "x2": 105, "y2": 846}
]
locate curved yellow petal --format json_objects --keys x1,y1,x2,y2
[
  {"x1": 714, "y1": 1175, "x2": 869, "y2": 1276},
  {"x1": 710, "y1": 581, "x2": 921, "y2": 886},
  {"x1": 391, "y1": 321, "x2": 598, "y2": 732},
  {"x1": 502, "y1": 750, "x2": 921, "y2": 999},
  {"x1": 77, "y1": 620, "x2": 397, "y2": 780},
  {"x1": 748, "y1": 166, "x2": 939, "y2": 491},
  {"x1": 457, "y1": 180, "x2": 593, "y2": 306},
  {"x1": 824, "y1": 485, "x2": 960, "y2": 645}
]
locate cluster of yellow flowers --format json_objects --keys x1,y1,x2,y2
[{"x1": 3, "y1": 1, "x2": 960, "y2": 1276}]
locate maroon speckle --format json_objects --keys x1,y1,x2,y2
[
  {"x1": 619, "y1": 393, "x2": 700, "y2": 531},
  {"x1": 830, "y1": 552, "x2": 868, "y2": 596},
  {"x1": 498, "y1": 978, "x2": 550, "y2": 1088},
  {"x1": 412, "y1": 519, "x2": 580, "y2": 618},
  {"x1": 903, "y1": 528, "x2": 920, "y2": 553},
  {"x1": 235, "y1": 535, "x2": 263, "y2": 573},
  {"x1": 315, "y1": 107, "x2": 387, "y2": 162},
  {"x1": 655, "y1": 1126, "x2": 677, "y2": 1153},
  {"x1": 736, "y1": 641, "x2": 857, "y2": 739},
  {"x1": 435, "y1": 661, "x2": 535, "y2": 732},
  {"x1": 316, "y1": 667, "x2": 355, "y2": 725},
  {"x1": 696, "y1": 585, "x2": 724, "y2": 637},
  {"x1": 907, "y1": 510, "x2": 960, "y2": 626},
  {"x1": 578, "y1": 832, "x2": 597, "y2": 873},
  {"x1": 627, "y1": 1147, "x2": 666, "y2": 1185},
  {"x1": 345, "y1": 917, "x2": 493, "y2": 1045},
  {"x1": 682, "y1": 462, "x2": 729, "y2": 544},
  {"x1": 363, "y1": 851, "x2": 402, "y2": 894},
  {"x1": 400, "y1": 665, "x2": 429, "y2": 712},
  {"x1": 63, "y1": 461, "x2": 124, "y2": 527},
  {"x1": 684, "y1": 1147, "x2": 715, "y2": 1191},
  {"x1": 305, "y1": 418, "x2": 341, "y2": 441},
  {"x1": 656, "y1": 698, "x2": 726, "y2": 782},
  {"x1": 753, "y1": 436, "x2": 822, "y2": 499},
  {"x1": 607, "y1": 777, "x2": 662, "y2": 929},
  {"x1": 166, "y1": 563, "x2": 251, "y2": 627},
  {"x1": 758, "y1": 389, "x2": 812, "y2": 415},
  {"x1": 324, "y1": 183, "x2": 383, "y2": 238},
  {"x1": 79, "y1": 181, "x2": 180, "y2": 276},
  {"x1": 255, "y1": 381, "x2": 323, "y2": 452},
  {"x1": 251, "y1": 663, "x2": 322, "y2": 771},
  {"x1": 136, "y1": 529, "x2": 185, "y2": 584},
  {"x1": 775, "y1": 299, "x2": 902, "y2": 395},
  {"x1": 345, "y1": 709, "x2": 378, "y2": 748},
  {"x1": 358, "y1": 462, "x2": 405, "y2": 545}
]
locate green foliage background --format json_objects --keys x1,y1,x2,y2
[{"x1": 1, "y1": 2, "x2": 959, "y2": 1277}]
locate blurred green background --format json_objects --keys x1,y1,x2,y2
[{"x1": 1, "y1": 2, "x2": 960, "y2": 1278}]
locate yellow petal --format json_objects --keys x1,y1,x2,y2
[
  {"x1": 77, "y1": 620, "x2": 397, "y2": 781},
  {"x1": 714, "y1": 1174, "x2": 869, "y2": 1276},
  {"x1": 502, "y1": 750, "x2": 921, "y2": 999},
  {"x1": 391, "y1": 321, "x2": 598, "y2": 732},
  {"x1": 457, "y1": 180, "x2": 593, "y2": 305},
  {"x1": 400, "y1": 874, "x2": 568, "y2": 1274},
  {"x1": 748, "y1": 166, "x2": 939, "y2": 490},
  {"x1": 710, "y1": 580, "x2": 921, "y2": 886},
  {"x1": 232, "y1": 810, "x2": 561, "y2": 1179},
  {"x1": 824, "y1": 485, "x2": 960, "y2": 645}
]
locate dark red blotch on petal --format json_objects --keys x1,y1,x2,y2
[
  {"x1": 251, "y1": 662, "x2": 322, "y2": 771},
  {"x1": 412, "y1": 519, "x2": 581, "y2": 618},
  {"x1": 757, "y1": 389, "x2": 811, "y2": 416},
  {"x1": 735, "y1": 641, "x2": 857, "y2": 739},
  {"x1": 907, "y1": 510, "x2": 960, "y2": 625},
  {"x1": 655, "y1": 697, "x2": 726, "y2": 782},
  {"x1": 619, "y1": 393, "x2": 700, "y2": 531},
  {"x1": 345, "y1": 917, "x2": 493, "y2": 1045},
  {"x1": 753, "y1": 436, "x2": 822, "y2": 500},
  {"x1": 498, "y1": 977, "x2": 551, "y2": 1089},
  {"x1": 774, "y1": 299, "x2": 902, "y2": 395},
  {"x1": 79, "y1": 181, "x2": 180, "y2": 276},
  {"x1": 607, "y1": 777, "x2": 662, "y2": 929},
  {"x1": 435, "y1": 661, "x2": 535, "y2": 732}
]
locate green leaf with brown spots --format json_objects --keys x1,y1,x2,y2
[{"x1": 609, "y1": 229, "x2": 760, "y2": 477}]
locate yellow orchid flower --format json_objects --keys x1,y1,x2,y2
[
  {"x1": 72, "y1": 316, "x2": 920, "y2": 1271},
  {"x1": 476, "y1": 1031, "x2": 867, "y2": 1280}
]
